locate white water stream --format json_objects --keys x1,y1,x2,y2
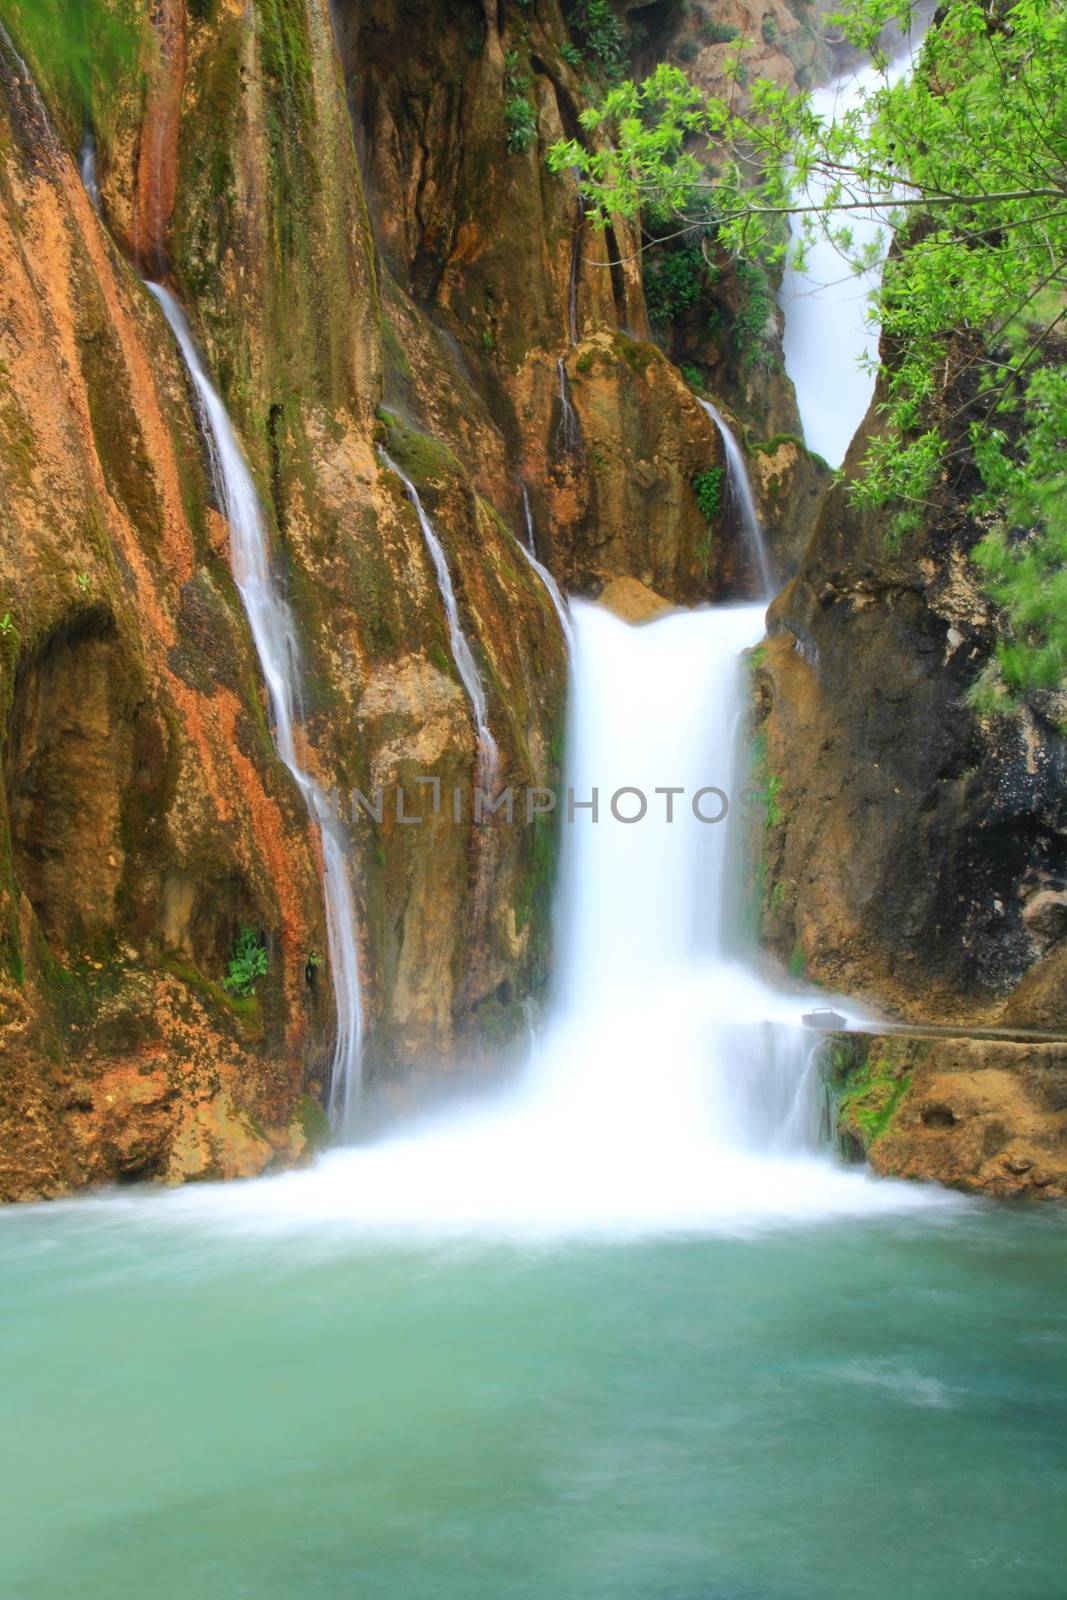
[
  {"x1": 520, "y1": 485, "x2": 574, "y2": 651},
  {"x1": 780, "y1": 50, "x2": 920, "y2": 466},
  {"x1": 382, "y1": 452, "x2": 499, "y2": 784},
  {"x1": 147, "y1": 285, "x2": 365, "y2": 1131}
]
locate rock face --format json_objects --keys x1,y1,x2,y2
[
  {"x1": 0, "y1": 1, "x2": 578, "y2": 1198},
  {"x1": 0, "y1": 26, "x2": 329, "y2": 1198},
  {"x1": 749, "y1": 404, "x2": 1067, "y2": 1029},
  {"x1": 827, "y1": 1033, "x2": 1067, "y2": 1201}
]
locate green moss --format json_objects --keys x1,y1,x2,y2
[
  {"x1": 35, "y1": 936, "x2": 130, "y2": 1038},
  {"x1": 159, "y1": 954, "x2": 263, "y2": 1036},
  {"x1": 296, "y1": 1091, "x2": 332, "y2": 1151},
  {"x1": 831, "y1": 1041, "x2": 913, "y2": 1152},
  {"x1": 377, "y1": 409, "x2": 460, "y2": 487},
  {"x1": 380, "y1": 315, "x2": 411, "y2": 381},
  {"x1": 617, "y1": 335, "x2": 657, "y2": 374}
]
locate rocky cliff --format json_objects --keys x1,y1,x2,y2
[{"x1": 0, "y1": 0, "x2": 780, "y2": 1198}]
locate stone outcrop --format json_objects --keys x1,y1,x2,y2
[
  {"x1": 826, "y1": 1032, "x2": 1067, "y2": 1200},
  {"x1": 748, "y1": 400, "x2": 1067, "y2": 1029}
]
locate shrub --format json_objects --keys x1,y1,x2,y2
[
  {"x1": 644, "y1": 244, "x2": 707, "y2": 327},
  {"x1": 699, "y1": 19, "x2": 740, "y2": 44}
]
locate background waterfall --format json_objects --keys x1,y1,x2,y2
[
  {"x1": 698, "y1": 399, "x2": 774, "y2": 595},
  {"x1": 383, "y1": 454, "x2": 499, "y2": 785},
  {"x1": 520, "y1": 486, "x2": 573, "y2": 650},
  {"x1": 779, "y1": 46, "x2": 921, "y2": 466},
  {"x1": 147, "y1": 285, "x2": 365, "y2": 1131}
]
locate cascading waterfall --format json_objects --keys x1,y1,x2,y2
[
  {"x1": 519, "y1": 486, "x2": 573, "y2": 652},
  {"x1": 698, "y1": 398, "x2": 775, "y2": 596},
  {"x1": 779, "y1": 45, "x2": 920, "y2": 466},
  {"x1": 178, "y1": 597, "x2": 940, "y2": 1235},
  {"x1": 383, "y1": 453, "x2": 499, "y2": 784},
  {"x1": 146, "y1": 285, "x2": 365, "y2": 1132}
]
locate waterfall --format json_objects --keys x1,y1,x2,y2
[
  {"x1": 555, "y1": 359, "x2": 580, "y2": 454},
  {"x1": 146, "y1": 285, "x2": 365, "y2": 1131},
  {"x1": 382, "y1": 453, "x2": 499, "y2": 784},
  {"x1": 202, "y1": 598, "x2": 939, "y2": 1236},
  {"x1": 779, "y1": 48, "x2": 920, "y2": 467},
  {"x1": 519, "y1": 487, "x2": 573, "y2": 652},
  {"x1": 698, "y1": 399, "x2": 775, "y2": 597}
]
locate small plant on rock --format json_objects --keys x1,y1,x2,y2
[{"x1": 222, "y1": 925, "x2": 268, "y2": 997}]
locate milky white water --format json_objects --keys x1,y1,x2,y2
[
  {"x1": 147, "y1": 285, "x2": 365, "y2": 1129},
  {"x1": 90, "y1": 598, "x2": 956, "y2": 1242},
  {"x1": 779, "y1": 49, "x2": 919, "y2": 467}
]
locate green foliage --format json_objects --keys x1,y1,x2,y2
[
  {"x1": 732, "y1": 257, "x2": 776, "y2": 372},
  {"x1": 969, "y1": 368, "x2": 1067, "y2": 710},
  {"x1": 560, "y1": 41, "x2": 582, "y2": 68},
  {"x1": 3, "y1": 0, "x2": 142, "y2": 121},
  {"x1": 221, "y1": 925, "x2": 268, "y2": 997},
  {"x1": 692, "y1": 464, "x2": 723, "y2": 522},
  {"x1": 700, "y1": 19, "x2": 740, "y2": 44},
  {"x1": 643, "y1": 243, "x2": 708, "y2": 326},
  {"x1": 503, "y1": 47, "x2": 536, "y2": 153},
  {"x1": 562, "y1": 0, "x2": 626, "y2": 81},
  {"x1": 761, "y1": 13, "x2": 778, "y2": 44},
  {"x1": 504, "y1": 93, "x2": 537, "y2": 152},
  {"x1": 549, "y1": 1, "x2": 1067, "y2": 700}
]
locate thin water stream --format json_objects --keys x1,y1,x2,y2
[{"x1": 147, "y1": 285, "x2": 365, "y2": 1131}]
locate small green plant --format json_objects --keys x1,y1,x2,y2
[
  {"x1": 563, "y1": 0, "x2": 626, "y2": 81},
  {"x1": 222, "y1": 925, "x2": 268, "y2": 997},
  {"x1": 0, "y1": 612, "x2": 16, "y2": 640},
  {"x1": 760, "y1": 14, "x2": 778, "y2": 45},
  {"x1": 732, "y1": 258, "x2": 776, "y2": 373},
  {"x1": 503, "y1": 48, "x2": 537, "y2": 153},
  {"x1": 504, "y1": 96, "x2": 537, "y2": 151},
  {"x1": 699, "y1": 19, "x2": 739, "y2": 44},
  {"x1": 692, "y1": 465, "x2": 723, "y2": 523},
  {"x1": 76, "y1": 572, "x2": 92, "y2": 593},
  {"x1": 680, "y1": 363, "x2": 705, "y2": 393},
  {"x1": 560, "y1": 41, "x2": 582, "y2": 68}
]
